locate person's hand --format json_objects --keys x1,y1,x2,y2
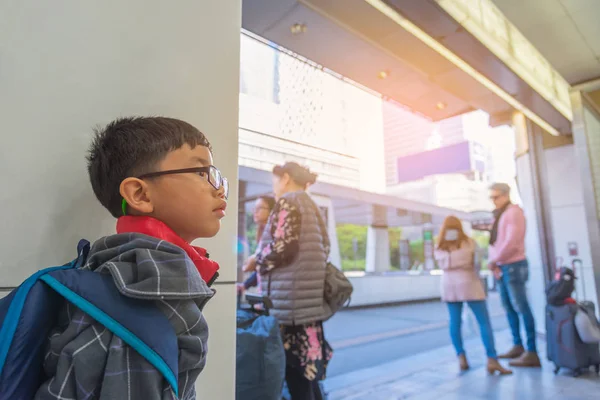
[
  {"x1": 243, "y1": 256, "x2": 257, "y2": 272},
  {"x1": 489, "y1": 262, "x2": 502, "y2": 279},
  {"x1": 236, "y1": 283, "x2": 245, "y2": 295}
]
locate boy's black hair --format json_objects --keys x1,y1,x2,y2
[{"x1": 87, "y1": 116, "x2": 212, "y2": 218}]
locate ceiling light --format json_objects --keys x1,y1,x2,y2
[
  {"x1": 436, "y1": 102, "x2": 447, "y2": 110},
  {"x1": 290, "y1": 23, "x2": 307, "y2": 35},
  {"x1": 378, "y1": 70, "x2": 389, "y2": 79}
]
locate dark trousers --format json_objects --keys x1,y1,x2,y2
[{"x1": 285, "y1": 365, "x2": 323, "y2": 400}]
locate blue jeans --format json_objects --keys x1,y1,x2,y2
[
  {"x1": 447, "y1": 300, "x2": 497, "y2": 359},
  {"x1": 497, "y1": 259, "x2": 537, "y2": 352}
]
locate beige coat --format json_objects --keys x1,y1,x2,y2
[{"x1": 434, "y1": 238, "x2": 486, "y2": 302}]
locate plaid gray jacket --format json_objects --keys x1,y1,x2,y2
[{"x1": 35, "y1": 233, "x2": 215, "y2": 400}]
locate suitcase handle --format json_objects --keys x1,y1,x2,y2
[{"x1": 245, "y1": 293, "x2": 273, "y2": 311}]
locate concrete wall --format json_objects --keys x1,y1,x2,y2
[
  {"x1": 0, "y1": 1, "x2": 240, "y2": 398},
  {"x1": 544, "y1": 144, "x2": 598, "y2": 303},
  {"x1": 348, "y1": 274, "x2": 442, "y2": 307}
]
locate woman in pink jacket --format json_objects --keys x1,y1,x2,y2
[{"x1": 434, "y1": 216, "x2": 512, "y2": 375}]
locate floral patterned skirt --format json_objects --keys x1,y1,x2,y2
[{"x1": 281, "y1": 321, "x2": 333, "y2": 381}]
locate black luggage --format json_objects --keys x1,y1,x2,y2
[
  {"x1": 546, "y1": 258, "x2": 600, "y2": 376},
  {"x1": 546, "y1": 303, "x2": 600, "y2": 376}
]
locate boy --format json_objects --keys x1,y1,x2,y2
[{"x1": 36, "y1": 117, "x2": 228, "y2": 400}]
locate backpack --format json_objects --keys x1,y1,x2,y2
[
  {"x1": 546, "y1": 267, "x2": 575, "y2": 306},
  {"x1": 0, "y1": 240, "x2": 179, "y2": 399},
  {"x1": 574, "y1": 301, "x2": 600, "y2": 344}
]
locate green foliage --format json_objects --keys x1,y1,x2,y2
[
  {"x1": 472, "y1": 230, "x2": 490, "y2": 250},
  {"x1": 337, "y1": 224, "x2": 407, "y2": 271},
  {"x1": 341, "y1": 258, "x2": 366, "y2": 271},
  {"x1": 388, "y1": 227, "x2": 402, "y2": 268},
  {"x1": 245, "y1": 213, "x2": 258, "y2": 253},
  {"x1": 410, "y1": 239, "x2": 425, "y2": 264},
  {"x1": 336, "y1": 224, "x2": 367, "y2": 270}
]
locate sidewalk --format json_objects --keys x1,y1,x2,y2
[
  {"x1": 324, "y1": 329, "x2": 600, "y2": 400},
  {"x1": 324, "y1": 294, "x2": 508, "y2": 377}
]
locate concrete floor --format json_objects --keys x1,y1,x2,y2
[
  {"x1": 323, "y1": 295, "x2": 600, "y2": 399},
  {"x1": 324, "y1": 327, "x2": 600, "y2": 400},
  {"x1": 324, "y1": 294, "x2": 508, "y2": 377}
]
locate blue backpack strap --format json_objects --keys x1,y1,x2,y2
[
  {"x1": 0, "y1": 264, "x2": 74, "y2": 378},
  {"x1": 41, "y1": 269, "x2": 179, "y2": 397},
  {"x1": 74, "y1": 239, "x2": 91, "y2": 269}
]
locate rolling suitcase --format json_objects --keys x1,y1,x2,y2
[
  {"x1": 546, "y1": 259, "x2": 600, "y2": 376},
  {"x1": 546, "y1": 302, "x2": 600, "y2": 376}
]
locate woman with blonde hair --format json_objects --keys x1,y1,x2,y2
[{"x1": 434, "y1": 216, "x2": 512, "y2": 375}]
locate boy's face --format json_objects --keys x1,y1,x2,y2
[{"x1": 123, "y1": 144, "x2": 227, "y2": 242}]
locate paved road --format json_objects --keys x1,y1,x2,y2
[{"x1": 324, "y1": 293, "x2": 510, "y2": 377}]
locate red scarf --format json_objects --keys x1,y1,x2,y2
[{"x1": 116, "y1": 216, "x2": 220, "y2": 286}]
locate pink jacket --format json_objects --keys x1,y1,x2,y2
[
  {"x1": 488, "y1": 204, "x2": 527, "y2": 266},
  {"x1": 435, "y1": 239, "x2": 486, "y2": 302}
]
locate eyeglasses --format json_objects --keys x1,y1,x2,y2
[{"x1": 139, "y1": 166, "x2": 229, "y2": 199}]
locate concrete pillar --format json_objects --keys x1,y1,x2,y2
[
  {"x1": 571, "y1": 91, "x2": 600, "y2": 311},
  {"x1": 311, "y1": 195, "x2": 342, "y2": 269},
  {"x1": 366, "y1": 205, "x2": 390, "y2": 273},
  {"x1": 0, "y1": 1, "x2": 240, "y2": 398},
  {"x1": 512, "y1": 112, "x2": 553, "y2": 333}
]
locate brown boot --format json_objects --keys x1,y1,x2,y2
[
  {"x1": 509, "y1": 351, "x2": 541, "y2": 367},
  {"x1": 497, "y1": 345, "x2": 525, "y2": 359},
  {"x1": 458, "y1": 354, "x2": 470, "y2": 371},
  {"x1": 487, "y1": 358, "x2": 513, "y2": 375}
]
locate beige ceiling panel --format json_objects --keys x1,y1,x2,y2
[
  {"x1": 471, "y1": 93, "x2": 513, "y2": 115},
  {"x1": 559, "y1": 0, "x2": 599, "y2": 14},
  {"x1": 242, "y1": 0, "x2": 298, "y2": 35},
  {"x1": 562, "y1": 61, "x2": 600, "y2": 84},
  {"x1": 384, "y1": 77, "x2": 436, "y2": 102},
  {"x1": 492, "y1": 0, "x2": 566, "y2": 28},
  {"x1": 522, "y1": 22, "x2": 591, "y2": 68},
  {"x1": 302, "y1": 0, "x2": 402, "y2": 40},
  {"x1": 377, "y1": 30, "x2": 457, "y2": 77},
  {"x1": 569, "y1": 9, "x2": 600, "y2": 55},
  {"x1": 432, "y1": 68, "x2": 492, "y2": 101},
  {"x1": 413, "y1": 90, "x2": 473, "y2": 119}
]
